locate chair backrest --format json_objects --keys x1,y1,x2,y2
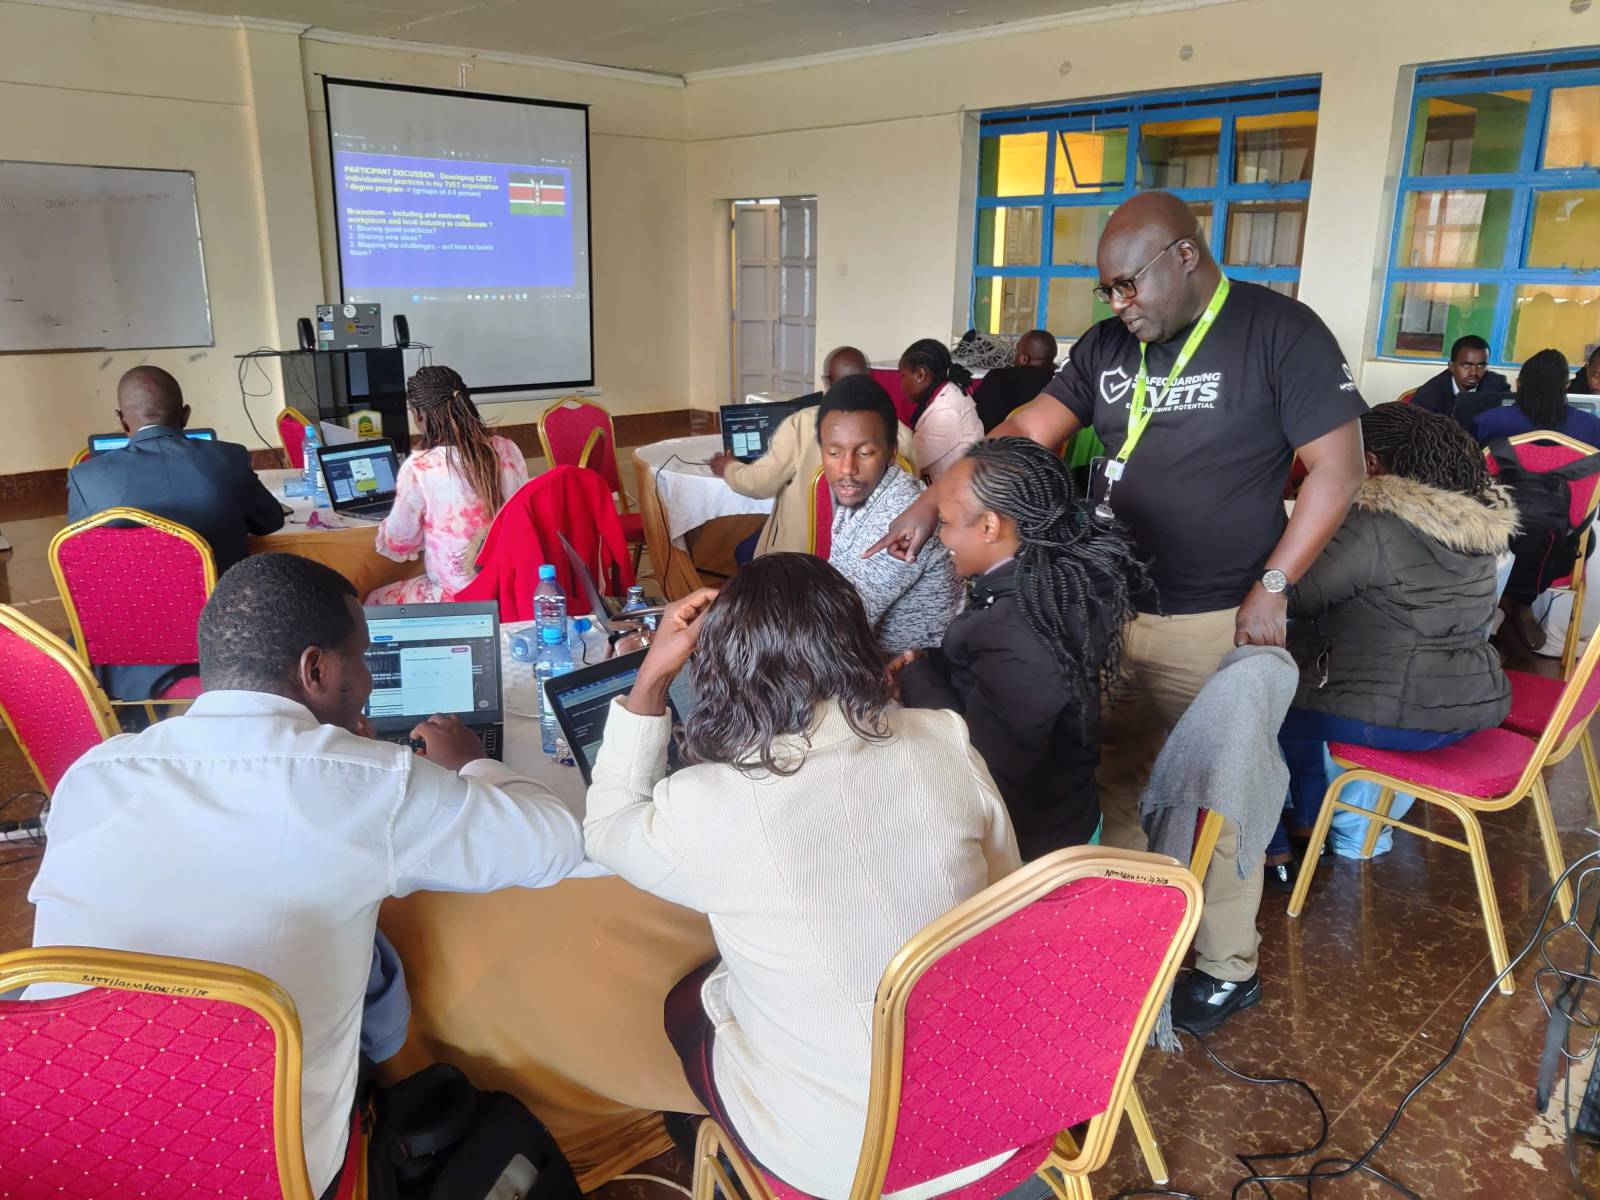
[
  {"x1": 277, "y1": 407, "x2": 311, "y2": 470},
  {"x1": 845, "y1": 847, "x2": 1202, "y2": 1199},
  {"x1": 1398, "y1": 386, "x2": 1418, "y2": 404},
  {"x1": 0, "y1": 605, "x2": 117, "y2": 793},
  {"x1": 809, "y1": 466, "x2": 833, "y2": 558},
  {"x1": 870, "y1": 367, "x2": 918, "y2": 428},
  {"x1": 68, "y1": 447, "x2": 90, "y2": 468},
  {"x1": 0, "y1": 947, "x2": 315, "y2": 1200},
  {"x1": 1484, "y1": 432, "x2": 1600, "y2": 532},
  {"x1": 50, "y1": 508, "x2": 217, "y2": 669},
  {"x1": 540, "y1": 399, "x2": 622, "y2": 495},
  {"x1": 1526, "y1": 625, "x2": 1600, "y2": 770}
]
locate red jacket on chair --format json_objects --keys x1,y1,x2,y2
[{"x1": 456, "y1": 466, "x2": 636, "y2": 621}]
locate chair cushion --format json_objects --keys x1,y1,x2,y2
[
  {"x1": 155, "y1": 674, "x2": 204, "y2": 701},
  {"x1": 1329, "y1": 727, "x2": 1537, "y2": 798},
  {"x1": 1504, "y1": 669, "x2": 1565, "y2": 737}
]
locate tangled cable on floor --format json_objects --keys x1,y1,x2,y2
[{"x1": 1110, "y1": 844, "x2": 1600, "y2": 1200}]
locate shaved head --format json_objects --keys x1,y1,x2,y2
[
  {"x1": 116, "y1": 366, "x2": 188, "y2": 432},
  {"x1": 1097, "y1": 190, "x2": 1221, "y2": 345},
  {"x1": 823, "y1": 345, "x2": 869, "y2": 388},
  {"x1": 1015, "y1": 330, "x2": 1058, "y2": 369}
]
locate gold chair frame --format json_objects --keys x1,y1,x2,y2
[
  {"x1": 0, "y1": 603, "x2": 119, "y2": 793},
  {"x1": 48, "y1": 507, "x2": 218, "y2": 724},
  {"x1": 276, "y1": 405, "x2": 313, "y2": 470},
  {"x1": 806, "y1": 458, "x2": 917, "y2": 556},
  {"x1": 1288, "y1": 624, "x2": 1600, "y2": 995},
  {"x1": 691, "y1": 847, "x2": 1203, "y2": 1200},
  {"x1": 0, "y1": 946, "x2": 364, "y2": 1200},
  {"x1": 68, "y1": 447, "x2": 90, "y2": 468},
  {"x1": 538, "y1": 397, "x2": 639, "y2": 512}
]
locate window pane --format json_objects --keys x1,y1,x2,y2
[
  {"x1": 1382, "y1": 281, "x2": 1498, "y2": 359},
  {"x1": 1046, "y1": 277, "x2": 1113, "y2": 339},
  {"x1": 1054, "y1": 129, "x2": 1128, "y2": 193},
  {"x1": 1544, "y1": 85, "x2": 1600, "y2": 169},
  {"x1": 1394, "y1": 189, "x2": 1514, "y2": 270},
  {"x1": 1407, "y1": 90, "x2": 1530, "y2": 176},
  {"x1": 978, "y1": 132, "x2": 1048, "y2": 198},
  {"x1": 1527, "y1": 190, "x2": 1600, "y2": 270},
  {"x1": 976, "y1": 207, "x2": 1043, "y2": 267},
  {"x1": 1233, "y1": 112, "x2": 1318, "y2": 183},
  {"x1": 1225, "y1": 199, "x2": 1308, "y2": 268},
  {"x1": 974, "y1": 276, "x2": 1040, "y2": 336},
  {"x1": 1139, "y1": 117, "x2": 1220, "y2": 188},
  {"x1": 1188, "y1": 202, "x2": 1214, "y2": 245},
  {"x1": 1509, "y1": 285, "x2": 1600, "y2": 365},
  {"x1": 1052, "y1": 206, "x2": 1115, "y2": 265}
]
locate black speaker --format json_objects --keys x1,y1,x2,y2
[
  {"x1": 393, "y1": 314, "x2": 410, "y2": 349},
  {"x1": 297, "y1": 317, "x2": 315, "y2": 352}
]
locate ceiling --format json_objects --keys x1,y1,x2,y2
[{"x1": 149, "y1": 0, "x2": 1142, "y2": 77}]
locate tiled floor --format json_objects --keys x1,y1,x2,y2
[{"x1": 4, "y1": 492, "x2": 1600, "y2": 1198}]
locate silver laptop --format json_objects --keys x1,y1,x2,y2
[
  {"x1": 317, "y1": 439, "x2": 400, "y2": 520},
  {"x1": 556, "y1": 531, "x2": 665, "y2": 633}
]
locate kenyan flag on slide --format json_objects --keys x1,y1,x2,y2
[{"x1": 509, "y1": 171, "x2": 567, "y2": 216}]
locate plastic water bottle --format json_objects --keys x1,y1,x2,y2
[
  {"x1": 533, "y1": 564, "x2": 568, "y2": 645},
  {"x1": 621, "y1": 585, "x2": 649, "y2": 613},
  {"x1": 301, "y1": 424, "x2": 328, "y2": 507},
  {"x1": 535, "y1": 625, "x2": 575, "y2": 755}
]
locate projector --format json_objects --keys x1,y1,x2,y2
[{"x1": 316, "y1": 303, "x2": 383, "y2": 350}]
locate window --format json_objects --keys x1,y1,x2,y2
[
  {"x1": 972, "y1": 78, "x2": 1320, "y2": 340},
  {"x1": 1380, "y1": 50, "x2": 1600, "y2": 368}
]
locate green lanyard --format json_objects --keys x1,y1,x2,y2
[{"x1": 1098, "y1": 275, "x2": 1229, "y2": 518}]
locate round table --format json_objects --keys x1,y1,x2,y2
[
  {"x1": 246, "y1": 468, "x2": 423, "y2": 599},
  {"x1": 376, "y1": 629, "x2": 717, "y2": 1189},
  {"x1": 631, "y1": 435, "x2": 772, "y2": 600}
]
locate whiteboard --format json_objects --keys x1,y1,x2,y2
[{"x1": 0, "y1": 161, "x2": 213, "y2": 353}]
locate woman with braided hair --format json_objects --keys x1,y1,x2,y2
[
  {"x1": 368, "y1": 365, "x2": 529, "y2": 604},
  {"x1": 1270, "y1": 401, "x2": 1516, "y2": 884},
  {"x1": 898, "y1": 338, "x2": 984, "y2": 485},
  {"x1": 894, "y1": 436, "x2": 1150, "y2": 857}
]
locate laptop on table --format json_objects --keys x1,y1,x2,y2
[
  {"x1": 719, "y1": 395, "x2": 821, "y2": 464},
  {"x1": 544, "y1": 649, "x2": 702, "y2": 785},
  {"x1": 87, "y1": 428, "x2": 217, "y2": 455},
  {"x1": 556, "y1": 531, "x2": 666, "y2": 631},
  {"x1": 363, "y1": 602, "x2": 504, "y2": 760},
  {"x1": 317, "y1": 439, "x2": 401, "y2": 520}
]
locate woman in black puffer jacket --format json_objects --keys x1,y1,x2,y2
[{"x1": 1272, "y1": 402, "x2": 1517, "y2": 883}]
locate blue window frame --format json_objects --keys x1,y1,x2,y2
[
  {"x1": 972, "y1": 76, "x2": 1320, "y2": 341},
  {"x1": 1380, "y1": 48, "x2": 1600, "y2": 369}
]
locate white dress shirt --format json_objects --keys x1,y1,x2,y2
[{"x1": 28, "y1": 690, "x2": 585, "y2": 1195}]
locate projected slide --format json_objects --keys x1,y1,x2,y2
[{"x1": 326, "y1": 79, "x2": 593, "y2": 393}]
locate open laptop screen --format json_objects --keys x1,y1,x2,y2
[
  {"x1": 546, "y1": 650, "x2": 701, "y2": 783},
  {"x1": 719, "y1": 396, "x2": 819, "y2": 463},
  {"x1": 87, "y1": 428, "x2": 217, "y2": 454},
  {"x1": 319, "y1": 441, "x2": 399, "y2": 509},
  {"x1": 363, "y1": 603, "x2": 502, "y2": 730}
]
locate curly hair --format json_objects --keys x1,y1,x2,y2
[
  {"x1": 199, "y1": 554, "x2": 359, "y2": 690},
  {"x1": 681, "y1": 554, "x2": 892, "y2": 776},
  {"x1": 1359, "y1": 402, "x2": 1494, "y2": 501},
  {"x1": 962, "y1": 438, "x2": 1151, "y2": 719},
  {"x1": 406, "y1": 365, "x2": 506, "y2": 513}
]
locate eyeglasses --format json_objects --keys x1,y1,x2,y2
[{"x1": 1093, "y1": 236, "x2": 1191, "y2": 305}]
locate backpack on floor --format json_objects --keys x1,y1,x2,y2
[
  {"x1": 1488, "y1": 437, "x2": 1600, "y2": 604},
  {"x1": 367, "y1": 1063, "x2": 582, "y2": 1200}
]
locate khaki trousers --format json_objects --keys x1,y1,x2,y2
[{"x1": 1097, "y1": 608, "x2": 1263, "y2": 982}]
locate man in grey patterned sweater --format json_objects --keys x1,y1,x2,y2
[{"x1": 819, "y1": 376, "x2": 961, "y2": 654}]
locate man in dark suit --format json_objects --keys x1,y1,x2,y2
[
  {"x1": 1409, "y1": 334, "x2": 1511, "y2": 424},
  {"x1": 973, "y1": 329, "x2": 1059, "y2": 432},
  {"x1": 66, "y1": 366, "x2": 286, "y2": 700}
]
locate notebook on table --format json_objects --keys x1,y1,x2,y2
[{"x1": 363, "y1": 602, "x2": 504, "y2": 760}]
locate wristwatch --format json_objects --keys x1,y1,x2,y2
[{"x1": 1261, "y1": 568, "x2": 1290, "y2": 595}]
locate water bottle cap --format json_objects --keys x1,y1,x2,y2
[
  {"x1": 573, "y1": 617, "x2": 590, "y2": 633},
  {"x1": 540, "y1": 626, "x2": 565, "y2": 645},
  {"x1": 538, "y1": 564, "x2": 557, "y2": 580}
]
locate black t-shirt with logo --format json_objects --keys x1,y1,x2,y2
[{"x1": 1043, "y1": 280, "x2": 1366, "y2": 614}]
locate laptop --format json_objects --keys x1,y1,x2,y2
[
  {"x1": 363, "y1": 602, "x2": 504, "y2": 760},
  {"x1": 87, "y1": 428, "x2": 216, "y2": 455},
  {"x1": 557, "y1": 531, "x2": 666, "y2": 632},
  {"x1": 544, "y1": 649, "x2": 702, "y2": 785},
  {"x1": 719, "y1": 395, "x2": 821, "y2": 463},
  {"x1": 318, "y1": 439, "x2": 400, "y2": 519}
]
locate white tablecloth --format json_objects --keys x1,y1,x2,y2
[
  {"x1": 259, "y1": 467, "x2": 385, "y2": 533},
  {"x1": 633, "y1": 435, "x2": 772, "y2": 545}
]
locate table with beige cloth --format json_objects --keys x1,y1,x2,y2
[
  {"x1": 632, "y1": 436, "x2": 771, "y2": 600},
  {"x1": 244, "y1": 467, "x2": 421, "y2": 598},
  {"x1": 376, "y1": 629, "x2": 717, "y2": 1190}
]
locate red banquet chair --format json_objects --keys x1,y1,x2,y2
[
  {"x1": 538, "y1": 397, "x2": 646, "y2": 569},
  {"x1": 1485, "y1": 431, "x2": 1600, "y2": 677},
  {"x1": 0, "y1": 946, "x2": 365, "y2": 1200},
  {"x1": 0, "y1": 604, "x2": 118, "y2": 793},
  {"x1": 49, "y1": 507, "x2": 216, "y2": 720},
  {"x1": 808, "y1": 466, "x2": 833, "y2": 558},
  {"x1": 690, "y1": 846, "x2": 1202, "y2": 1200},
  {"x1": 277, "y1": 406, "x2": 313, "y2": 471}
]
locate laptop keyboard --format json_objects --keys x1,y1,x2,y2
[{"x1": 381, "y1": 724, "x2": 502, "y2": 761}]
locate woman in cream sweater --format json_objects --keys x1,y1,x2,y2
[{"x1": 583, "y1": 554, "x2": 1020, "y2": 1199}]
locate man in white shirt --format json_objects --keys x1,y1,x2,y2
[{"x1": 28, "y1": 553, "x2": 586, "y2": 1198}]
